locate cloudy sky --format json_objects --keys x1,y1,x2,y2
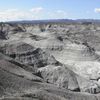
[{"x1": 0, "y1": 0, "x2": 100, "y2": 21}]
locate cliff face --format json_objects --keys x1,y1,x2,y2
[{"x1": 0, "y1": 22, "x2": 100, "y2": 99}]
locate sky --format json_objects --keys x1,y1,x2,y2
[{"x1": 0, "y1": 0, "x2": 100, "y2": 21}]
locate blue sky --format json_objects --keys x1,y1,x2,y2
[{"x1": 0, "y1": 0, "x2": 100, "y2": 21}]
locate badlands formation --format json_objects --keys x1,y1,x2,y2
[{"x1": 0, "y1": 21, "x2": 100, "y2": 99}]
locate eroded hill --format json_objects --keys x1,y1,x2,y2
[{"x1": 0, "y1": 21, "x2": 100, "y2": 99}]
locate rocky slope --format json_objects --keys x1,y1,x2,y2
[
  {"x1": 0, "y1": 41, "x2": 59, "y2": 69},
  {"x1": 0, "y1": 52, "x2": 100, "y2": 100},
  {"x1": 0, "y1": 21, "x2": 100, "y2": 99}
]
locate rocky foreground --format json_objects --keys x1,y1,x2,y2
[{"x1": 0, "y1": 21, "x2": 100, "y2": 99}]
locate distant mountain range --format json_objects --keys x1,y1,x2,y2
[{"x1": 5, "y1": 19, "x2": 100, "y2": 24}]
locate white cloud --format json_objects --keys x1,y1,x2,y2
[
  {"x1": 30, "y1": 7, "x2": 43, "y2": 13},
  {"x1": 48, "y1": 10, "x2": 68, "y2": 19},
  {"x1": 0, "y1": 9, "x2": 31, "y2": 21},
  {"x1": 0, "y1": 8, "x2": 69, "y2": 21},
  {"x1": 0, "y1": 7, "x2": 44, "y2": 22},
  {"x1": 56, "y1": 10, "x2": 66, "y2": 14},
  {"x1": 94, "y1": 8, "x2": 100, "y2": 13}
]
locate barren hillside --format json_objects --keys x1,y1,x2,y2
[{"x1": 0, "y1": 21, "x2": 100, "y2": 99}]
